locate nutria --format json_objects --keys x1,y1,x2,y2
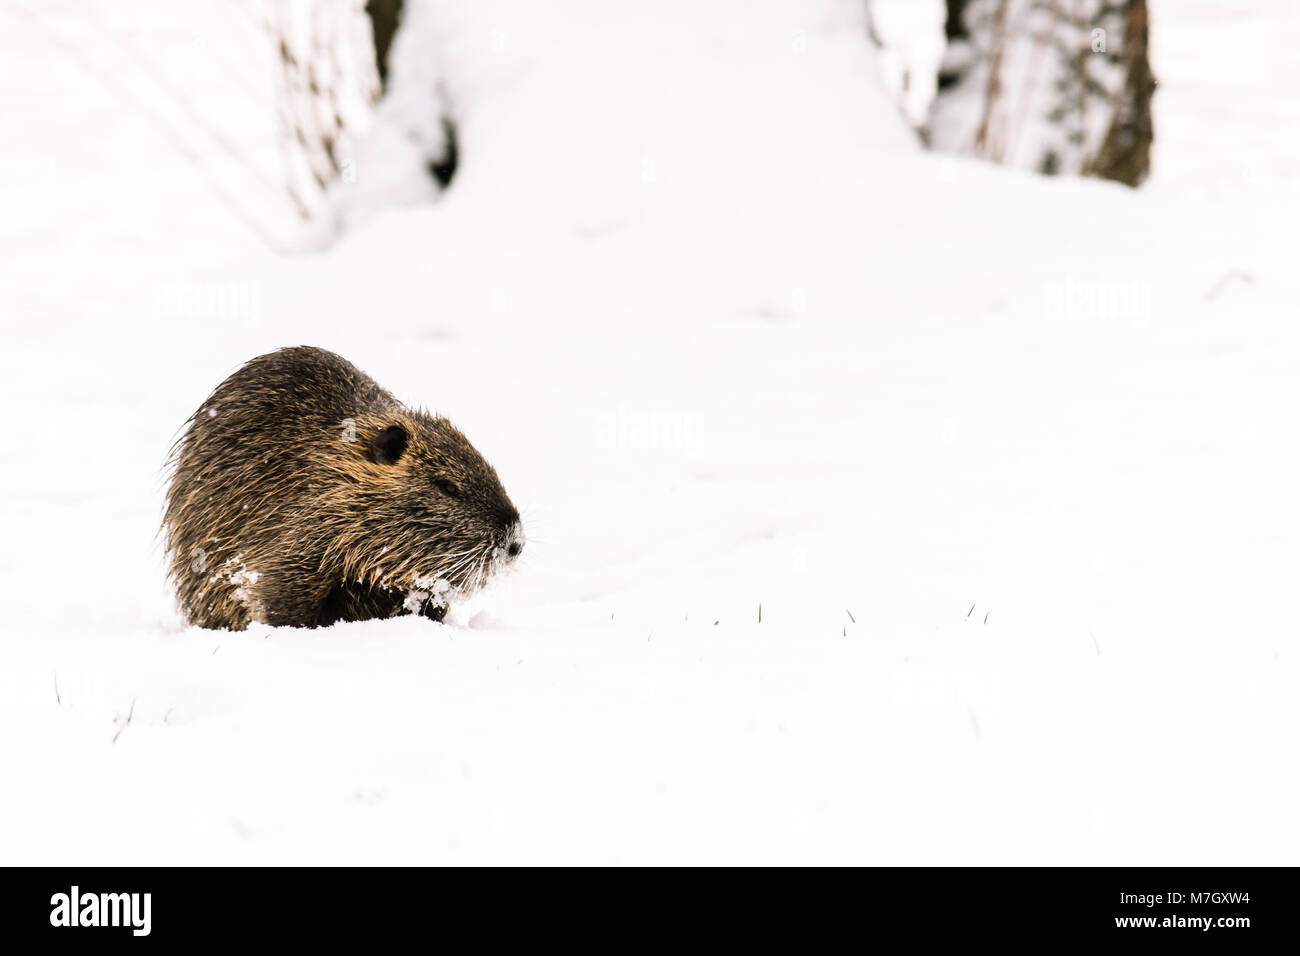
[{"x1": 163, "y1": 346, "x2": 523, "y2": 629}]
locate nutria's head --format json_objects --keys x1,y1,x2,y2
[{"x1": 319, "y1": 410, "x2": 523, "y2": 602}]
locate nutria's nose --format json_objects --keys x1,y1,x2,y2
[{"x1": 502, "y1": 521, "x2": 524, "y2": 561}]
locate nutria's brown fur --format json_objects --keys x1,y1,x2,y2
[{"x1": 163, "y1": 346, "x2": 523, "y2": 630}]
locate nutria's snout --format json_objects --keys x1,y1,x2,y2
[
  {"x1": 500, "y1": 519, "x2": 525, "y2": 562},
  {"x1": 494, "y1": 500, "x2": 524, "y2": 562}
]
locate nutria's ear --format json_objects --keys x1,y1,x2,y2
[{"x1": 370, "y1": 424, "x2": 409, "y2": 465}]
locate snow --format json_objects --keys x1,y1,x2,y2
[{"x1": 0, "y1": 0, "x2": 1297, "y2": 864}]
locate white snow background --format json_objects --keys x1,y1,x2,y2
[{"x1": 0, "y1": 0, "x2": 1296, "y2": 864}]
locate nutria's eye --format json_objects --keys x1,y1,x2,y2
[
  {"x1": 434, "y1": 478, "x2": 461, "y2": 498},
  {"x1": 370, "y1": 425, "x2": 409, "y2": 466}
]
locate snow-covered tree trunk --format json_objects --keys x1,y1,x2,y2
[
  {"x1": 1081, "y1": 0, "x2": 1154, "y2": 186},
  {"x1": 273, "y1": 0, "x2": 456, "y2": 242},
  {"x1": 271, "y1": 0, "x2": 384, "y2": 218},
  {"x1": 928, "y1": 0, "x2": 1154, "y2": 186}
]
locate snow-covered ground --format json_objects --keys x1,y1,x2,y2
[{"x1": 1, "y1": 0, "x2": 1296, "y2": 864}]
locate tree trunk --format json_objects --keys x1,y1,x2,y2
[
  {"x1": 365, "y1": 0, "x2": 404, "y2": 91},
  {"x1": 928, "y1": 0, "x2": 1155, "y2": 186},
  {"x1": 1083, "y1": 0, "x2": 1154, "y2": 187}
]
